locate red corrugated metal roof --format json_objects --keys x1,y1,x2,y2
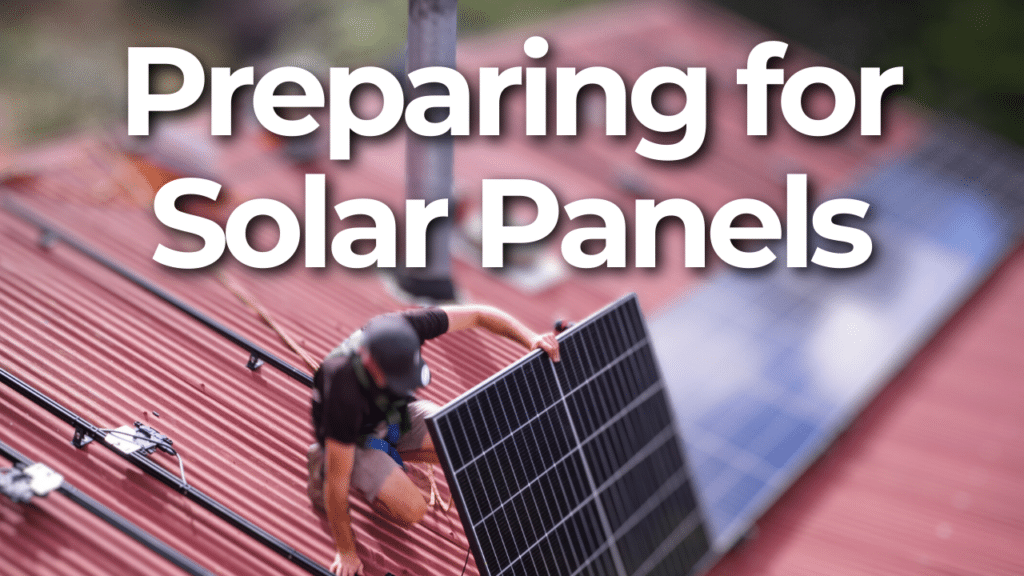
[
  {"x1": 3, "y1": 1, "x2": 1019, "y2": 576},
  {"x1": 0, "y1": 195, "x2": 517, "y2": 576}
]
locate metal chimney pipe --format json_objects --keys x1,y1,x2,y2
[{"x1": 398, "y1": 0, "x2": 458, "y2": 301}]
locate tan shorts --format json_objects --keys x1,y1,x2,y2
[{"x1": 307, "y1": 400, "x2": 438, "y2": 510}]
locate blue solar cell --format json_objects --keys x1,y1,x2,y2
[
  {"x1": 651, "y1": 145, "x2": 1023, "y2": 552},
  {"x1": 691, "y1": 453, "x2": 731, "y2": 487},
  {"x1": 727, "y1": 405, "x2": 784, "y2": 449},
  {"x1": 764, "y1": 421, "x2": 816, "y2": 469}
]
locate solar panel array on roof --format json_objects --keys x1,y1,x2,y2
[
  {"x1": 650, "y1": 128, "x2": 1024, "y2": 552},
  {"x1": 428, "y1": 294, "x2": 713, "y2": 576}
]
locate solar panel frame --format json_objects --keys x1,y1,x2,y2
[{"x1": 427, "y1": 294, "x2": 716, "y2": 576}]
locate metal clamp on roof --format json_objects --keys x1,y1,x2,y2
[
  {"x1": 0, "y1": 366, "x2": 333, "y2": 576},
  {"x1": 38, "y1": 227, "x2": 58, "y2": 249},
  {"x1": 0, "y1": 462, "x2": 64, "y2": 502},
  {"x1": 103, "y1": 422, "x2": 177, "y2": 456},
  {"x1": 246, "y1": 353, "x2": 265, "y2": 371},
  {"x1": 0, "y1": 436, "x2": 214, "y2": 576},
  {"x1": 72, "y1": 426, "x2": 93, "y2": 449},
  {"x1": 0, "y1": 468, "x2": 33, "y2": 503},
  {"x1": 0, "y1": 198, "x2": 314, "y2": 388},
  {"x1": 25, "y1": 462, "x2": 64, "y2": 496}
]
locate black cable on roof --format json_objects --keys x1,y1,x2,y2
[
  {"x1": 0, "y1": 195, "x2": 314, "y2": 388},
  {"x1": 0, "y1": 366, "x2": 333, "y2": 576},
  {"x1": 0, "y1": 436, "x2": 215, "y2": 576}
]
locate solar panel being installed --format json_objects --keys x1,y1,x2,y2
[
  {"x1": 428, "y1": 294, "x2": 713, "y2": 576},
  {"x1": 651, "y1": 130, "x2": 1024, "y2": 552}
]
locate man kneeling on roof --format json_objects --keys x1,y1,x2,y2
[{"x1": 307, "y1": 305, "x2": 560, "y2": 576}]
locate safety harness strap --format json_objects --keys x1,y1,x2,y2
[
  {"x1": 364, "y1": 423, "x2": 405, "y2": 469},
  {"x1": 351, "y1": 353, "x2": 409, "y2": 467}
]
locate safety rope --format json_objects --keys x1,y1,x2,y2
[
  {"x1": 216, "y1": 271, "x2": 321, "y2": 373},
  {"x1": 424, "y1": 464, "x2": 452, "y2": 512},
  {"x1": 83, "y1": 138, "x2": 156, "y2": 207},
  {"x1": 216, "y1": 271, "x2": 463, "y2": 562}
]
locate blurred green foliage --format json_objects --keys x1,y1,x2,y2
[
  {"x1": 1, "y1": 0, "x2": 1020, "y2": 146},
  {"x1": 0, "y1": 0, "x2": 607, "y2": 144},
  {"x1": 709, "y1": 0, "x2": 1024, "y2": 145}
]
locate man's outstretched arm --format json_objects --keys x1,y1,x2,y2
[
  {"x1": 324, "y1": 439, "x2": 364, "y2": 576},
  {"x1": 442, "y1": 305, "x2": 560, "y2": 362}
]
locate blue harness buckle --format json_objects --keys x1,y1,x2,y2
[{"x1": 365, "y1": 422, "x2": 404, "y2": 469}]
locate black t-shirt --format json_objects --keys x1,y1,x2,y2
[{"x1": 311, "y1": 308, "x2": 448, "y2": 445}]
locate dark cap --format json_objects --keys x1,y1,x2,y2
[{"x1": 362, "y1": 314, "x2": 431, "y2": 395}]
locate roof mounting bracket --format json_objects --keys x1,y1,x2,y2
[
  {"x1": 0, "y1": 437, "x2": 214, "y2": 576},
  {"x1": 0, "y1": 468, "x2": 33, "y2": 503},
  {"x1": 71, "y1": 427, "x2": 93, "y2": 449},
  {"x1": 24, "y1": 462, "x2": 64, "y2": 496},
  {"x1": 0, "y1": 463, "x2": 63, "y2": 502},
  {"x1": 38, "y1": 228, "x2": 58, "y2": 249},
  {"x1": 105, "y1": 422, "x2": 175, "y2": 456},
  {"x1": 0, "y1": 366, "x2": 334, "y2": 575},
  {"x1": 246, "y1": 353, "x2": 264, "y2": 371},
  {"x1": 2, "y1": 199, "x2": 315, "y2": 388}
]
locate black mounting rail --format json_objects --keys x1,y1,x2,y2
[
  {"x1": 0, "y1": 436, "x2": 215, "y2": 576},
  {"x1": 0, "y1": 366, "x2": 332, "y2": 576},
  {"x1": 1, "y1": 196, "x2": 314, "y2": 388}
]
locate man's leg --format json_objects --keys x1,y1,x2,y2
[
  {"x1": 349, "y1": 400, "x2": 440, "y2": 527},
  {"x1": 306, "y1": 442, "x2": 327, "y2": 517},
  {"x1": 372, "y1": 466, "x2": 428, "y2": 527},
  {"x1": 311, "y1": 437, "x2": 430, "y2": 531}
]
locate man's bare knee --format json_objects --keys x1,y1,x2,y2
[
  {"x1": 375, "y1": 490, "x2": 427, "y2": 527},
  {"x1": 400, "y1": 492, "x2": 428, "y2": 526},
  {"x1": 375, "y1": 470, "x2": 428, "y2": 527}
]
